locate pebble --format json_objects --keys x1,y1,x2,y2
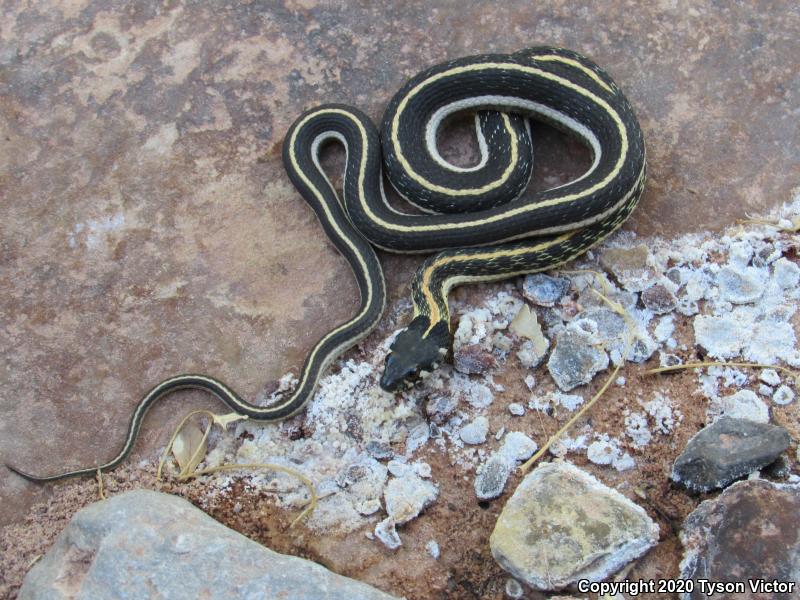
[
  {"x1": 759, "y1": 368, "x2": 781, "y2": 386},
  {"x1": 459, "y1": 416, "x2": 489, "y2": 445},
  {"x1": 499, "y1": 432, "x2": 538, "y2": 463},
  {"x1": 404, "y1": 422, "x2": 430, "y2": 455},
  {"x1": 773, "y1": 384, "x2": 795, "y2": 405},
  {"x1": 453, "y1": 343, "x2": 497, "y2": 375},
  {"x1": 474, "y1": 454, "x2": 514, "y2": 501},
  {"x1": 659, "y1": 351, "x2": 683, "y2": 368},
  {"x1": 586, "y1": 439, "x2": 617, "y2": 465},
  {"x1": 716, "y1": 265, "x2": 766, "y2": 304},
  {"x1": 365, "y1": 441, "x2": 394, "y2": 461},
  {"x1": 384, "y1": 473, "x2": 439, "y2": 525},
  {"x1": 426, "y1": 394, "x2": 459, "y2": 423},
  {"x1": 425, "y1": 540, "x2": 440, "y2": 559},
  {"x1": 490, "y1": 462, "x2": 658, "y2": 590},
  {"x1": 387, "y1": 459, "x2": 410, "y2": 478},
  {"x1": 504, "y1": 578, "x2": 524, "y2": 599},
  {"x1": 508, "y1": 403, "x2": 525, "y2": 416},
  {"x1": 707, "y1": 389, "x2": 769, "y2": 423},
  {"x1": 680, "y1": 479, "x2": 800, "y2": 593},
  {"x1": 641, "y1": 283, "x2": 677, "y2": 314},
  {"x1": 772, "y1": 257, "x2": 800, "y2": 289},
  {"x1": 547, "y1": 328, "x2": 610, "y2": 391},
  {"x1": 523, "y1": 374, "x2": 536, "y2": 390},
  {"x1": 672, "y1": 416, "x2": 791, "y2": 493},
  {"x1": 474, "y1": 433, "x2": 538, "y2": 500},
  {"x1": 599, "y1": 244, "x2": 654, "y2": 291},
  {"x1": 19, "y1": 490, "x2": 399, "y2": 599},
  {"x1": 374, "y1": 518, "x2": 402, "y2": 550},
  {"x1": 521, "y1": 273, "x2": 570, "y2": 306}
]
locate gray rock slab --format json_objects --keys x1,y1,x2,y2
[
  {"x1": 672, "y1": 416, "x2": 792, "y2": 493},
  {"x1": 19, "y1": 490, "x2": 399, "y2": 600},
  {"x1": 679, "y1": 479, "x2": 800, "y2": 599},
  {"x1": 490, "y1": 461, "x2": 658, "y2": 590}
]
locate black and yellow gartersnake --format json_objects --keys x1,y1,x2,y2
[{"x1": 8, "y1": 47, "x2": 645, "y2": 482}]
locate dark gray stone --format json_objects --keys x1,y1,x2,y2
[
  {"x1": 521, "y1": 274, "x2": 571, "y2": 307},
  {"x1": 19, "y1": 490, "x2": 399, "y2": 600},
  {"x1": 672, "y1": 416, "x2": 792, "y2": 493}
]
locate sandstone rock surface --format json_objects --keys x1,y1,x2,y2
[{"x1": 19, "y1": 490, "x2": 399, "y2": 600}]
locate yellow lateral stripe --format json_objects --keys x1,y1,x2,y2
[{"x1": 534, "y1": 54, "x2": 614, "y2": 94}]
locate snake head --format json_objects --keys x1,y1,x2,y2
[{"x1": 380, "y1": 317, "x2": 450, "y2": 392}]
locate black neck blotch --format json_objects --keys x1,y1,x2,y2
[{"x1": 380, "y1": 317, "x2": 450, "y2": 391}]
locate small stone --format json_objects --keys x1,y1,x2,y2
[
  {"x1": 672, "y1": 416, "x2": 792, "y2": 493},
  {"x1": 659, "y1": 352, "x2": 682, "y2": 368},
  {"x1": 521, "y1": 273, "x2": 571, "y2": 307},
  {"x1": 694, "y1": 313, "x2": 745, "y2": 359},
  {"x1": 772, "y1": 257, "x2": 800, "y2": 289},
  {"x1": 426, "y1": 540, "x2": 440, "y2": 559},
  {"x1": 641, "y1": 283, "x2": 677, "y2": 314},
  {"x1": 547, "y1": 329, "x2": 610, "y2": 391},
  {"x1": 508, "y1": 403, "x2": 525, "y2": 416},
  {"x1": 374, "y1": 518, "x2": 402, "y2": 550},
  {"x1": 523, "y1": 374, "x2": 536, "y2": 390},
  {"x1": 509, "y1": 304, "x2": 537, "y2": 339},
  {"x1": 19, "y1": 490, "x2": 399, "y2": 599},
  {"x1": 498, "y1": 432, "x2": 538, "y2": 463},
  {"x1": 490, "y1": 462, "x2": 658, "y2": 590},
  {"x1": 599, "y1": 244, "x2": 654, "y2": 291},
  {"x1": 454, "y1": 343, "x2": 497, "y2": 375},
  {"x1": 728, "y1": 240, "x2": 754, "y2": 267},
  {"x1": 716, "y1": 265, "x2": 767, "y2": 304},
  {"x1": 679, "y1": 480, "x2": 800, "y2": 591},
  {"x1": 474, "y1": 454, "x2": 513, "y2": 500},
  {"x1": 516, "y1": 339, "x2": 548, "y2": 369},
  {"x1": 492, "y1": 332, "x2": 513, "y2": 352},
  {"x1": 459, "y1": 416, "x2": 489, "y2": 445},
  {"x1": 758, "y1": 383, "x2": 774, "y2": 396},
  {"x1": 426, "y1": 394, "x2": 459, "y2": 423},
  {"x1": 475, "y1": 433, "x2": 538, "y2": 500},
  {"x1": 387, "y1": 459, "x2": 410, "y2": 478},
  {"x1": 384, "y1": 473, "x2": 439, "y2": 525},
  {"x1": 365, "y1": 440, "x2": 394, "y2": 461},
  {"x1": 505, "y1": 578, "x2": 524, "y2": 599},
  {"x1": 773, "y1": 384, "x2": 795, "y2": 405},
  {"x1": 759, "y1": 368, "x2": 781, "y2": 386},
  {"x1": 355, "y1": 499, "x2": 382, "y2": 516},
  {"x1": 404, "y1": 422, "x2": 430, "y2": 455},
  {"x1": 587, "y1": 439, "x2": 617, "y2": 465},
  {"x1": 612, "y1": 452, "x2": 636, "y2": 471},
  {"x1": 707, "y1": 389, "x2": 769, "y2": 423},
  {"x1": 552, "y1": 392, "x2": 584, "y2": 411},
  {"x1": 413, "y1": 461, "x2": 432, "y2": 478}
]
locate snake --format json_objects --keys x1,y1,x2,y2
[{"x1": 7, "y1": 47, "x2": 646, "y2": 483}]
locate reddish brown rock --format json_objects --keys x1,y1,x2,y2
[
  {"x1": 680, "y1": 480, "x2": 800, "y2": 599},
  {"x1": 2, "y1": 0, "x2": 798, "y2": 530}
]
